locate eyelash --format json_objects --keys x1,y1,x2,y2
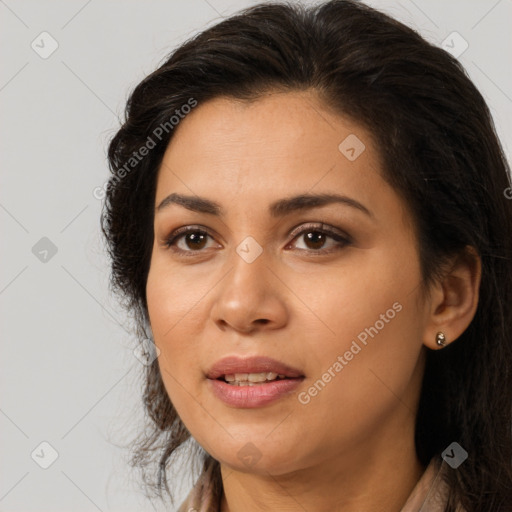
[{"x1": 163, "y1": 223, "x2": 352, "y2": 257}]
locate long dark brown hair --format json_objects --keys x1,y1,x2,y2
[{"x1": 101, "y1": 1, "x2": 512, "y2": 510}]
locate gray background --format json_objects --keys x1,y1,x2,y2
[{"x1": 1, "y1": 0, "x2": 511, "y2": 511}]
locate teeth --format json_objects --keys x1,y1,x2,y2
[
  {"x1": 248, "y1": 373, "x2": 265, "y2": 382},
  {"x1": 223, "y1": 371, "x2": 283, "y2": 385},
  {"x1": 231, "y1": 372, "x2": 279, "y2": 382}
]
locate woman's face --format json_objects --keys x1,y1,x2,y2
[{"x1": 146, "y1": 90, "x2": 429, "y2": 475}]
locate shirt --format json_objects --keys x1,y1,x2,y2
[{"x1": 177, "y1": 457, "x2": 462, "y2": 512}]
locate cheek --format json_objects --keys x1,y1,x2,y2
[
  {"x1": 146, "y1": 248, "x2": 218, "y2": 348},
  {"x1": 303, "y1": 246, "x2": 420, "y2": 352},
  {"x1": 147, "y1": 257, "x2": 205, "y2": 327},
  {"x1": 145, "y1": 258, "x2": 205, "y2": 396},
  {"x1": 291, "y1": 310, "x2": 423, "y2": 467},
  {"x1": 295, "y1": 248, "x2": 424, "y2": 419}
]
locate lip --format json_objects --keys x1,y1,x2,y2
[
  {"x1": 207, "y1": 378, "x2": 303, "y2": 408},
  {"x1": 206, "y1": 356, "x2": 305, "y2": 408}
]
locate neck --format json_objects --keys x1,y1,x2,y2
[{"x1": 219, "y1": 416, "x2": 425, "y2": 512}]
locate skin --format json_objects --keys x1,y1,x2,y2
[{"x1": 145, "y1": 90, "x2": 481, "y2": 512}]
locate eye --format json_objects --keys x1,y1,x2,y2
[
  {"x1": 286, "y1": 223, "x2": 351, "y2": 254},
  {"x1": 163, "y1": 225, "x2": 219, "y2": 256}
]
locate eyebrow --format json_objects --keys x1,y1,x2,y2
[{"x1": 155, "y1": 192, "x2": 373, "y2": 218}]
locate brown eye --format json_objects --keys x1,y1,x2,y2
[
  {"x1": 164, "y1": 227, "x2": 218, "y2": 255},
  {"x1": 288, "y1": 224, "x2": 351, "y2": 254},
  {"x1": 181, "y1": 232, "x2": 208, "y2": 250},
  {"x1": 302, "y1": 231, "x2": 328, "y2": 250}
]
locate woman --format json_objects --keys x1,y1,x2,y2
[{"x1": 101, "y1": 1, "x2": 512, "y2": 510}]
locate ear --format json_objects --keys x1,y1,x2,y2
[{"x1": 422, "y1": 246, "x2": 482, "y2": 350}]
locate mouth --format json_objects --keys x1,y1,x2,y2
[
  {"x1": 206, "y1": 355, "x2": 304, "y2": 381},
  {"x1": 206, "y1": 356, "x2": 305, "y2": 408}
]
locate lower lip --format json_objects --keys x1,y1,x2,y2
[{"x1": 207, "y1": 378, "x2": 304, "y2": 408}]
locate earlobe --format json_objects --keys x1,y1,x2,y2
[{"x1": 423, "y1": 246, "x2": 482, "y2": 350}]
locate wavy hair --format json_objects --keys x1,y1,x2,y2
[{"x1": 101, "y1": 1, "x2": 512, "y2": 510}]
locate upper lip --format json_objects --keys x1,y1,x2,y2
[{"x1": 206, "y1": 356, "x2": 304, "y2": 379}]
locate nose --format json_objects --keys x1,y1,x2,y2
[{"x1": 210, "y1": 248, "x2": 289, "y2": 334}]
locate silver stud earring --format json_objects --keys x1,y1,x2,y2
[{"x1": 436, "y1": 332, "x2": 446, "y2": 347}]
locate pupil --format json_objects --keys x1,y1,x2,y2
[
  {"x1": 305, "y1": 231, "x2": 325, "y2": 249},
  {"x1": 187, "y1": 233, "x2": 206, "y2": 250}
]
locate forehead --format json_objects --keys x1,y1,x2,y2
[{"x1": 155, "y1": 91, "x2": 383, "y2": 204}]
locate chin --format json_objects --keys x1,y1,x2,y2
[{"x1": 205, "y1": 434, "x2": 306, "y2": 476}]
